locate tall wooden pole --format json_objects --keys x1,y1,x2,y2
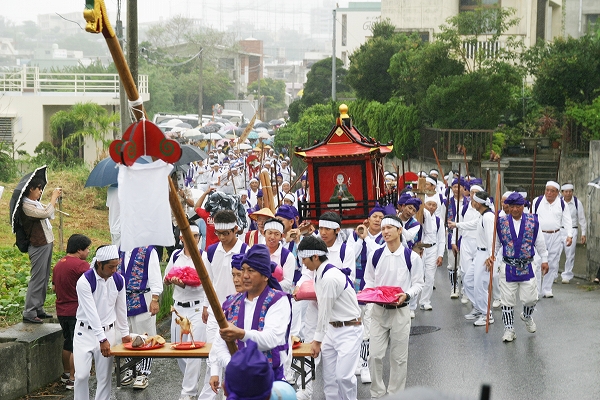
[{"x1": 486, "y1": 159, "x2": 501, "y2": 333}]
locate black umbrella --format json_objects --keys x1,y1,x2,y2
[
  {"x1": 85, "y1": 156, "x2": 151, "y2": 188},
  {"x1": 239, "y1": 123, "x2": 249, "y2": 128},
  {"x1": 269, "y1": 119, "x2": 284, "y2": 126},
  {"x1": 9, "y1": 165, "x2": 47, "y2": 233},
  {"x1": 200, "y1": 124, "x2": 221, "y2": 133},
  {"x1": 176, "y1": 122, "x2": 193, "y2": 129},
  {"x1": 255, "y1": 122, "x2": 270, "y2": 129},
  {"x1": 174, "y1": 144, "x2": 209, "y2": 167},
  {"x1": 234, "y1": 127, "x2": 245, "y2": 137}
]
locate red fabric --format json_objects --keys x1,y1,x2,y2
[
  {"x1": 196, "y1": 207, "x2": 218, "y2": 248},
  {"x1": 52, "y1": 256, "x2": 90, "y2": 316},
  {"x1": 356, "y1": 286, "x2": 404, "y2": 305},
  {"x1": 295, "y1": 281, "x2": 316, "y2": 300},
  {"x1": 272, "y1": 265, "x2": 284, "y2": 282},
  {"x1": 165, "y1": 266, "x2": 202, "y2": 287}
]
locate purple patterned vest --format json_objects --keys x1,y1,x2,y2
[
  {"x1": 117, "y1": 246, "x2": 153, "y2": 317},
  {"x1": 497, "y1": 214, "x2": 539, "y2": 282},
  {"x1": 224, "y1": 286, "x2": 291, "y2": 380}
]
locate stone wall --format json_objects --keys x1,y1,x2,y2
[
  {"x1": 584, "y1": 142, "x2": 600, "y2": 278},
  {"x1": 558, "y1": 156, "x2": 590, "y2": 214}
]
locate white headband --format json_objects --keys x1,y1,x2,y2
[
  {"x1": 561, "y1": 184, "x2": 574, "y2": 191},
  {"x1": 282, "y1": 181, "x2": 290, "y2": 186},
  {"x1": 502, "y1": 191, "x2": 513, "y2": 199},
  {"x1": 429, "y1": 169, "x2": 439, "y2": 175},
  {"x1": 425, "y1": 194, "x2": 441, "y2": 206},
  {"x1": 518, "y1": 191, "x2": 528, "y2": 199},
  {"x1": 249, "y1": 178, "x2": 259, "y2": 183},
  {"x1": 284, "y1": 193, "x2": 296, "y2": 202},
  {"x1": 546, "y1": 181, "x2": 560, "y2": 190},
  {"x1": 214, "y1": 222, "x2": 237, "y2": 230},
  {"x1": 96, "y1": 245, "x2": 119, "y2": 262},
  {"x1": 425, "y1": 177, "x2": 437, "y2": 186},
  {"x1": 319, "y1": 220, "x2": 340, "y2": 229},
  {"x1": 470, "y1": 185, "x2": 484, "y2": 192},
  {"x1": 264, "y1": 221, "x2": 284, "y2": 234},
  {"x1": 473, "y1": 195, "x2": 493, "y2": 208},
  {"x1": 381, "y1": 218, "x2": 402, "y2": 228},
  {"x1": 298, "y1": 249, "x2": 327, "y2": 259},
  {"x1": 188, "y1": 225, "x2": 200, "y2": 234}
]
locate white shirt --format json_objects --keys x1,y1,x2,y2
[
  {"x1": 296, "y1": 236, "x2": 356, "y2": 286},
  {"x1": 563, "y1": 196, "x2": 586, "y2": 236},
  {"x1": 106, "y1": 186, "x2": 120, "y2": 238},
  {"x1": 422, "y1": 211, "x2": 446, "y2": 258},
  {"x1": 475, "y1": 211, "x2": 496, "y2": 258},
  {"x1": 456, "y1": 202, "x2": 480, "y2": 240},
  {"x1": 533, "y1": 196, "x2": 573, "y2": 235},
  {"x1": 313, "y1": 261, "x2": 361, "y2": 343},
  {"x1": 269, "y1": 244, "x2": 296, "y2": 294},
  {"x1": 75, "y1": 269, "x2": 129, "y2": 342},
  {"x1": 209, "y1": 289, "x2": 291, "y2": 375},
  {"x1": 363, "y1": 244, "x2": 424, "y2": 300},
  {"x1": 164, "y1": 249, "x2": 206, "y2": 303},
  {"x1": 122, "y1": 248, "x2": 163, "y2": 296},
  {"x1": 202, "y1": 239, "x2": 247, "y2": 312},
  {"x1": 399, "y1": 216, "x2": 420, "y2": 246}
]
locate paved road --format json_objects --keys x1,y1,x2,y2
[{"x1": 54, "y1": 266, "x2": 600, "y2": 400}]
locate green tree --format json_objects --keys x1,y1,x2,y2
[
  {"x1": 421, "y1": 66, "x2": 520, "y2": 129},
  {"x1": 274, "y1": 103, "x2": 336, "y2": 151},
  {"x1": 302, "y1": 57, "x2": 350, "y2": 107},
  {"x1": 389, "y1": 41, "x2": 464, "y2": 106},
  {"x1": 347, "y1": 20, "x2": 422, "y2": 103},
  {"x1": 565, "y1": 97, "x2": 600, "y2": 140},
  {"x1": 248, "y1": 78, "x2": 287, "y2": 110},
  {"x1": 435, "y1": 3, "x2": 523, "y2": 72},
  {"x1": 526, "y1": 34, "x2": 600, "y2": 110}
]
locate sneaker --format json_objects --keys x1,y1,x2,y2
[
  {"x1": 562, "y1": 279, "x2": 570, "y2": 284},
  {"x1": 355, "y1": 364, "x2": 362, "y2": 375},
  {"x1": 473, "y1": 315, "x2": 494, "y2": 326},
  {"x1": 464, "y1": 309, "x2": 482, "y2": 320},
  {"x1": 492, "y1": 299, "x2": 502, "y2": 308},
  {"x1": 178, "y1": 396, "x2": 196, "y2": 400},
  {"x1": 461, "y1": 295, "x2": 469, "y2": 304},
  {"x1": 121, "y1": 370, "x2": 134, "y2": 386},
  {"x1": 65, "y1": 379, "x2": 75, "y2": 390},
  {"x1": 450, "y1": 290, "x2": 459, "y2": 299},
  {"x1": 420, "y1": 304, "x2": 432, "y2": 311},
  {"x1": 520, "y1": 313, "x2": 537, "y2": 333},
  {"x1": 543, "y1": 292, "x2": 554, "y2": 298},
  {"x1": 133, "y1": 374, "x2": 149, "y2": 390},
  {"x1": 360, "y1": 367, "x2": 372, "y2": 383},
  {"x1": 60, "y1": 373, "x2": 70, "y2": 383},
  {"x1": 502, "y1": 329, "x2": 516, "y2": 342},
  {"x1": 410, "y1": 310, "x2": 415, "y2": 319}
]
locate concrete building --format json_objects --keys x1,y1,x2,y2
[
  {"x1": 0, "y1": 66, "x2": 149, "y2": 164},
  {"x1": 334, "y1": 2, "x2": 382, "y2": 68},
  {"x1": 563, "y1": 0, "x2": 600, "y2": 38}
]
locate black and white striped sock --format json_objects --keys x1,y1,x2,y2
[
  {"x1": 502, "y1": 305, "x2": 514, "y2": 329},
  {"x1": 523, "y1": 305, "x2": 535, "y2": 319},
  {"x1": 360, "y1": 339, "x2": 369, "y2": 368}
]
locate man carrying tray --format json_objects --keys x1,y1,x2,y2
[{"x1": 363, "y1": 214, "x2": 424, "y2": 397}]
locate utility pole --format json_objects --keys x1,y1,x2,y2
[
  {"x1": 332, "y1": 8, "x2": 337, "y2": 101},
  {"x1": 198, "y1": 48, "x2": 204, "y2": 124},
  {"x1": 127, "y1": 0, "x2": 138, "y2": 104},
  {"x1": 116, "y1": 16, "x2": 128, "y2": 136}
]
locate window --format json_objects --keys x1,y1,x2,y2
[
  {"x1": 587, "y1": 14, "x2": 599, "y2": 34},
  {"x1": 218, "y1": 58, "x2": 234, "y2": 70},
  {"x1": 0, "y1": 117, "x2": 13, "y2": 143},
  {"x1": 342, "y1": 14, "x2": 347, "y2": 46},
  {"x1": 460, "y1": 0, "x2": 499, "y2": 12}
]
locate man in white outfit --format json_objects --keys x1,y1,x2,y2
[
  {"x1": 418, "y1": 195, "x2": 446, "y2": 311},
  {"x1": 559, "y1": 183, "x2": 586, "y2": 284},
  {"x1": 363, "y1": 215, "x2": 424, "y2": 398},
  {"x1": 299, "y1": 236, "x2": 363, "y2": 400},
  {"x1": 73, "y1": 245, "x2": 130, "y2": 400},
  {"x1": 531, "y1": 181, "x2": 573, "y2": 298},
  {"x1": 164, "y1": 225, "x2": 205, "y2": 400}
]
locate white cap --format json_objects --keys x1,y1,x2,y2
[{"x1": 546, "y1": 181, "x2": 560, "y2": 190}]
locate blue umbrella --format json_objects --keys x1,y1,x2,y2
[
  {"x1": 85, "y1": 156, "x2": 151, "y2": 188},
  {"x1": 248, "y1": 130, "x2": 259, "y2": 140}
]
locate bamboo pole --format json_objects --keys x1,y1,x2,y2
[{"x1": 486, "y1": 159, "x2": 501, "y2": 333}]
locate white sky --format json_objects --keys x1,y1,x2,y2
[{"x1": 1, "y1": 0, "x2": 377, "y2": 29}]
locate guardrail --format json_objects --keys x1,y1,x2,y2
[
  {"x1": 417, "y1": 127, "x2": 495, "y2": 163},
  {"x1": 0, "y1": 67, "x2": 148, "y2": 94}
]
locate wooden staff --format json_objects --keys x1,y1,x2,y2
[
  {"x1": 282, "y1": 166, "x2": 308, "y2": 196},
  {"x1": 432, "y1": 147, "x2": 447, "y2": 185},
  {"x1": 260, "y1": 169, "x2": 275, "y2": 213},
  {"x1": 401, "y1": 156, "x2": 406, "y2": 189},
  {"x1": 486, "y1": 158, "x2": 502, "y2": 333},
  {"x1": 274, "y1": 160, "x2": 281, "y2": 208},
  {"x1": 84, "y1": 0, "x2": 237, "y2": 354},
  {"x1": 462, "y1": 147, "x2": 470, "y2": 181},
  {"x1": 486, "y1": 168, "x2": 491, "y2": 193},
  {"x1": 452, "y1": 163, "x2": 462, "y2": 294}
]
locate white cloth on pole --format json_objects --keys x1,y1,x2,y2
[{"x1": 118, "y1": 160, "x2": 175, "y2": 252}]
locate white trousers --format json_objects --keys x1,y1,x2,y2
[
  {"x1": 419, "y1": 246, "x2": 439, "y2": 307},
  {"x1": 172, "y1": 303, "x2": 206, "y2": 398},
  {"x1": 462, "y1": 242, "x2": 478, "y2": 306},
  {"x1": 472, "y1": 250, "x2": 491, "y2": 315},
  {"x1": 498, "y1": 266, "x2": 538, "y2": 308},
  {"x1": 321, "y1": 324, "x2": 362, "y2": 400},
  {"x1": 538, "y1": 231, "x2": 563, "y2": 295},
  {"x1": 369, "y1": 305, "x2": 411, "y2": 398},
  {"x1": 302, "y1": 300, "x2": 318, "y2": 342},
  {"x1": 127, "y1": 296, "x2": 158, "y2": 375},
  {"x1": 290, "y1": 298, "x2": 303, "y2": 338},
  {"x1": 73, "y1": 322, "x2": 115, "y2": 400},
  {"x1": 459, "y1": 238, "x2": 477, "y2": 276},
  {"x1": 561, "y1": 228, "x2": 578, "y2": 281}
]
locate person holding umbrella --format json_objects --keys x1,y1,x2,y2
[{"x1": 19, "y1": 173, "x2": 62, "y2": 323}]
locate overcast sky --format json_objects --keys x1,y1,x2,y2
[{"x1": 2, "y1": 0, "x2": 378, "y2": 29}]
